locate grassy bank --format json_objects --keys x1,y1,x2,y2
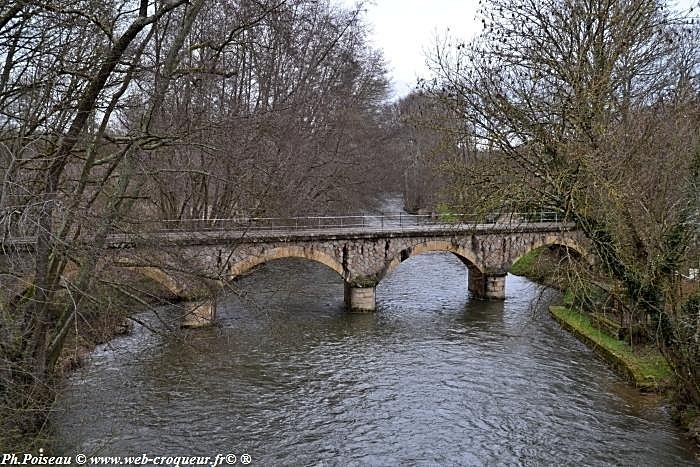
[
  {"x1": 513, "y1": 249, "x2": 698, "y2": 445},
  {"x1": 510, "y1": 248, "x2": 566, "y2": 287},
  {"x1": 510, "y1": 249, "x2": 540, "y2": 276},
  {"x1": 549, "y1": 305, "x2": 672, "y2": 391},
  {"x1": 512, "y1": 249, "x2": 673, "y2": 391}
]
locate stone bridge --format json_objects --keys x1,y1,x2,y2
[{"x1": 107, "y1": 215, "x2": 587, "y2": 326}]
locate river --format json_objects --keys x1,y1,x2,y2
[{"x1": 54, "y1": 251, "x2": 698, "y2": 466}]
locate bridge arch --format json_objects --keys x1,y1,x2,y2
[
  {"x1": 227, "y1": 245, "x2": 345, "y2": 281},
  {"x1": 380, "y1": 240, "x2": 484, "y2": 282},
  {"x1": 118, "y1": 265, "x2": 185, "y2": 297},
  {"x1": 509, "y1": 235, "x2": 588, "y2": 270},
  {"x1": 137, "y1": 266, "x2": 186, "y2": 296}
]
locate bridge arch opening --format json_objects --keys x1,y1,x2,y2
[
  {"x1": 227, "y1": 246, "x2": 345, "y2": 282},
  {"x1": 380, "y1": 241, "x2": 485, "y2": 283},
  {"x1": 111, "y1": 259, "x2": 187, "y2": 298},
  {"x1": 509, "y1": 237, "x2": 588, "y2": 273}
]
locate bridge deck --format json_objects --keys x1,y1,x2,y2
[
  {"x1": 2, "y1": 213, "x2": 575, "y2": 250},
  {"x1": 113, "y1": 221, "x2": 575, "y2": 247}
]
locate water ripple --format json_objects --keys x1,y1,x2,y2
[{"x1": 55, "y1": 254, "x2": 698, "y2": 466}]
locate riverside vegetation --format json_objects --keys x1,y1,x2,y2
[
  {"x1": 414, "y1": 0, "x2": 700, "y2": 447},
  {"x1": 510, "y1": 247, "x2": 698, "y2": 444},
  {"x1": 0, "y1": 0, "x2": 407, "y2": 450},
  {"x1": 511, "y1": 249, "x2": 673, "y2": 389},
  {"x1": 1, "y1": 0, "x2": 699, "y2": 454}
]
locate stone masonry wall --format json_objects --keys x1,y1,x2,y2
[{"x1": 109, "y1": 227, "x2": 587, "y2": 297}]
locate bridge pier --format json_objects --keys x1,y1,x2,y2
[
  {"x1": 467, "y1": 267, "x2": 506, "y2": 300},
  {"x1": 344, "y1": 283, "x2": 376, "y2": 312},
  {"x1": 182, "y1": 300, "x2": 216, "y2": 327}
]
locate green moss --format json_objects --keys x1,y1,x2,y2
[
  {"x1": 510, "y1": 249, "x2": 540, "y2": 276},
  {"x1": 550, "y1": 305, "x2": 672, "y2": 391}
]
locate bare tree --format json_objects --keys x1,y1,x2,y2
[
  {"x1": 0, "y1": 0, "x2": 399, "y2": 448},
  {"x1": 135, "y1": 0, "x2": 394, "y2": 219},
  {"x1": 428, "y1": 0, "x2": 700, "y2": 415},
  {"x1": 0, "y1": 0, "x2": 261, "y2": 448},
  {"x1": 388, "y1": 91, "x2": 479, "y2": 214}
]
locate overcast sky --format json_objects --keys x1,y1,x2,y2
[
  {"x1": 344, "y1": 0, "x2": 699, "y2": 100},
  {"x1": 340, "y1": 0, "x2": 480, "y2": 98}
]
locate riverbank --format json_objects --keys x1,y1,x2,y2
[
  {"x1": 510, "y1": 248, "x2": 700, "y2": 449},
  {"x1": 548, "y1": 305, "x2": 672, "y2": 391},
  {"x1": 548, "y1": 304, "x2": 699, "y2": 448},
  {"x1": 511, "y1": 248, "x2": 672, "y2": 390},
  {"x1": 55, "y1": 271, "x2": 184, "y2": 374}
]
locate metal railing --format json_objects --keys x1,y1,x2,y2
[{"x1": 126, "y1": 211, "x2": 564, "y2": 234}]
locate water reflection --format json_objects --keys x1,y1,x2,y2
[{"x1": 56, "y1": 253, "x2": 698, "y2": 465}]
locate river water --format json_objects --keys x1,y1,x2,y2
[{"x1": 55, "y1": 252, "x2": 698, "y2": 466}]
